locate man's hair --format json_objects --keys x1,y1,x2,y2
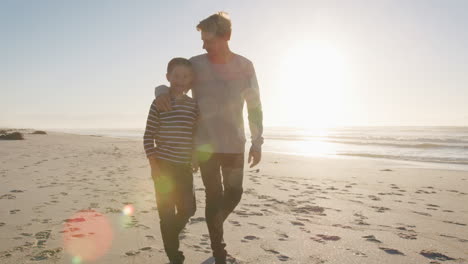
[
  {"x1": 167, "y1": 57, "x2": 192, "y2": 74},
  {"x1": 196, "y1": 12, "x2": 231, "y2": 37}
]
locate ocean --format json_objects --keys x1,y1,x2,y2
[{"x1": 55, "y1": 126, "x2": 468, "y2": 170}]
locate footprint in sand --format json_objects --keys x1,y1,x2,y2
[
  {"x1": 243, "y1": 235, "x2": 259, "y2": 241},
  {"x1": 9, "y1": 209, "x2": 21, "y2": 214},
  {"x1": 0, "y1": 194, "x2": 16, "y2": 199},
  {"x1": 276, "y1": 232, "x2": 289, "y2": 241},
  {"x1": 353, "y1": 212, "x2": 370, "y2": 226},
  {"x1": 241, "y1": 235, "x2": 259, "y2": 243},
  {"x1": 30, "y1": 248, "x2": 63, "y2": 261},
  {"x1": 190, "y1": 217, "x2": 206, "y2": 224},
  {"x1": 443, "y1": 220, "x2": 466, "y2": 226},
  {"x1": 379, "y1": 247, "x2": 405, "y2": 255},
  {"x1": 420, "y1": 250, "x2": 456, "y2": 261},
  {"x1": 261, "y1": 246, "x2": 290, "y2": 262},
  {"x1": 105, "y1": 207, "x2": 121, "y2": 214},
  {"x1": 412, "y1": 211, "x2": 432, "y2": 217},
  {"x1": 346, "y1": 248, "x2": 368, "y2": 257},
  {"x1": 229, "y1": 220, "x2": 241, "y2": 227},
  {"x1": 277, "y1": 254, "x2": 290, "y2": 261},
  {"x1": 312, "y1": 234, "x2": 341, "y2": 243},
  {"x1": 145, "y1": 235, "x2": 155, "y2": 240},
  {"x1": 201, "y1": 234, "x2": 210, "y2": 242},
  {"x1": 368, "y1": 195, "x2": 381, "y2": 201},
  {"x1": 290, "y1": 221, "x2": 305, "y2": 226},
  {"x1": 371, "y1": 206, "x2": 390, "y2": 213},
  {"x1": 140, "y1": 246, "x2": 152, "y2": 251},
  {"x1": 125, "y1": 250, "x2": 140, "y2": 256},
  {"x1": 439, "y1": 234, "x2": 468, "y2": 243},
  {"x1": 35, "y1": 230, "x2": 51, "y2": 248},
  {"x1": 398, "y1": 232, "x2": 417, "y2": 240},
  {"x1": 362, "y1": 235, "x2": 382, "y2": 243},
  {"x1": 333, "y1": 224, "x2": 353, "y2": 230}
]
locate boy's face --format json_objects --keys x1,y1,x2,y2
[{"x1": 166, "y1": 65, "x2": 193, "y2": 95}]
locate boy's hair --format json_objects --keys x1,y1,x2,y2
[
  {"x1": 196, "y1": 12, "x2": 231, "y2": 37},
  {"x1": 167, "y1": 57, "x2": 193, "y2": 74}
]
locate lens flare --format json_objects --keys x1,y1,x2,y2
[
  {"x1": 196, "y1": 144, "x2": 213, "y2": 162},
  {"x1": 72, "y1": 256, "x2": 82, "y2": 264},
  {"x1": 122, "y1": 204, "x2": 134, "y2": 216},
  {"x1": 63, "y1": 210, "x2": 113, "y2": 262},
  {"x1": 153, "y1": 175, "x2": 174, "y2": 194}
]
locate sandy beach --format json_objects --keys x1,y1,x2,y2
[{"x1": 1, "y1": 131, "x2": 467, "y2": 264}]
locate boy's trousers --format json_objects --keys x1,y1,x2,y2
[
  {"x1": 154, "y1": 158, "x2": 196, "y2": 262},
  {"x1": 198, "y1": 152, "x2": 244, "y2": 261}
]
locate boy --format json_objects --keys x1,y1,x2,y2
[{"x1": 143, "y1": 57, "x2": 197, "y2": 264}]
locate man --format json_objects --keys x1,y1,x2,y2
[{"x1": 155, "y1": 12, "x2": 263, "y2": 264}]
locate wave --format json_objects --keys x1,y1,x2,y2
[
  {"x1": 264, "y1": 132, "x2": 468, "y2": 145},
  {"x1": 325, "y1": 140, "x2": 468, "y2": 149},
  {"x1": 264, "y1": 136, "x2": 468, "y2": 149},
  {"x1": 324, "y1": 135, "x2": 468, "y2": 144},
  {"x1": 338, "y1": 153, "x2": 468, "y2": 165}
]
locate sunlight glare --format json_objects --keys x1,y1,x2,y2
[{"x1": 279, "y1": 42, "x2": 349, "y2": 128}]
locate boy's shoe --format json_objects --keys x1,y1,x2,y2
[{"x1": 169, "y1": 251, "x2": 185, "y2": 264}]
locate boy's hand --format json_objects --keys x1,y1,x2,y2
[
  {"x1": 155, "y1": 93, "x2": 172, "y2": 111},
  {"x1": 151, "y1": 167, "x2": 160, "y2": 181},
  {"x1": 148, "y1": 157, "x2": 160, "y2": 181},
  {"x1": 192, "y1": 154, "x2": 199, "y2": 173},
  {"x1": 248, "y1": 148, "x2": 262, "y2": 168}
]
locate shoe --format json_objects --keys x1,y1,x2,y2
[
  {"x1": 169, "y1": 251, "x2": 185, "y2": 264},
  {"x1": 214, "y1": 252, "x2": 227, "y2": 264}
]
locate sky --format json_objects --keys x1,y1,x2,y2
[{"x1": 1, "y1": 0, "x2": 468, "y2": 129}]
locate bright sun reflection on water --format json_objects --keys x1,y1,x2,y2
[
  {"x1": 281, "y1": 139, "x2": 338, "y2": 157},
  {"x1": 263, "y1": 127, "x2": 339, "y2": 157}
]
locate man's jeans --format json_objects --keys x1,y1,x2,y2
[
  {"x1": 154, "y1": 159, "x2": 196, "y2": 263},
  {"x1": 198, "y1": 152, "x2": 244, "y2": 261}
]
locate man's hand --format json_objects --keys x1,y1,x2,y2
[
  {"x1": 248, "y1": 148, "x2": 261, "y2": 168},
  {"x1": 155, "y1": 93, "x2": 172, "y2": 111}
]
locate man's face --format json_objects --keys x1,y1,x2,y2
[
  {"x1": 166, "y1": 65, "x2": 193, "y2": 95},
  {"x1": 201, "y1": 31, "x2": 226, "y2": 56}
]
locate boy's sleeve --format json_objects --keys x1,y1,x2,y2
[
  {"x1": 143, "y1": 99, "x2": 160, "y2": 157},
  {"x1": 243, "y1": 61, "x2": 264, "y2": 151}
]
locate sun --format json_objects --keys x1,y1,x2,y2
[{"x1": 279, "y1": 42, "x2": 349, "y2": 128}]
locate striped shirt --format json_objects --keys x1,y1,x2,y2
[{"x1": 143, "y1": 94, "x2": 198, "y2": 164}]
